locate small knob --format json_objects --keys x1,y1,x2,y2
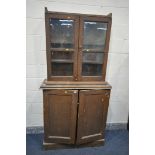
[
  {"x1": 74, "y1": 75, "x2": 78, "y2": 81},
  {"x1": 79, "y1": 45, "x2": 83, "y2": 49},
  {"x1": 101, "y1": 98, "x2": 104, "y2": 102}
]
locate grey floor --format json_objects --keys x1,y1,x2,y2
[{"x1": 26, "y1": 130, "x2": 129, "y2": 155}]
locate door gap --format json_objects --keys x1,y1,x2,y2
[{"x1": 74, "y1": 90, "x2": 80, "y2": 144}]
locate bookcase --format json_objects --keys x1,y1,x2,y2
[{"x1": 40, "y1": 7, "x2": 112, "y2": 149}]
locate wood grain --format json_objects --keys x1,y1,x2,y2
[{"x1": 45, "y1": 9, "x2": 112, "y2": 81}]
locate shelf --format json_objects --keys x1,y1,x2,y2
[
  {"x1": 82, "y1": 49, "x2": 104, "y2": 52},
  {"x1": 51, "y1": 43, "x2": 74, "y2": 49},
  {"x1": 50, "y1": 48, "x2": 104, "y2": 52},
  {"x1": 83, "y1": 61, "x2": 103, "y2": 64},
  {"x1": 45, "y1": 11, "x2": 112, "y2": 81},
  {"x1": 41, "y1": 79, "x2": 112, "y2": 89},
  {"x1": 50, "y1": 48, "x2": 74, "y2": 52},
  {"x1": 51, "y1": 59, "x2": 73, "y2": 63}
]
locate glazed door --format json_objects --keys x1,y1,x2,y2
[
  {"x1": 45, "y1": 13, "x2": 79, "y2": 81},
  {"x1": 76, "y1": 90, "x2": 110, "y2": 144},
  {"x1": 43, "y1": 90, "x2": 78, "y2": 144},
  {"x1": 78, "y1": 16, "x2": 112, "y2": 81}
]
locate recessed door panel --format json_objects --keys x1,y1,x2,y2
[
  {"x1": 76, "y1": 89, "x2": 110, "y2": 144},
  {"x1": 43, "y1": 90, "x2": 78, "y2": 144}
]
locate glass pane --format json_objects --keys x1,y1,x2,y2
[
  {"x1": 51, "y1": 63, "x2": 73, "y2": 76},
  {"x1": 83, "y1": 21, "x2": 107, "y2": 50},
  {"x1": 50, "y1": 19, "x2": 74, "y2": 48},
  {"x1": 82, "y1": 64, "x2": 102, "y2": 76},
  {"x1": 51, "y1": 51, "x2": 73, "y2": 61},
  {"x1": 83, "y1": 52, "x2": 103, "y2": 64}
]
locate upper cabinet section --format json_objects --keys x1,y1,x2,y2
[{"x1": 45, "y1": 8, "x2": 112, "y2": 81}]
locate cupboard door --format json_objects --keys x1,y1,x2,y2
[
  {"x1": 78, "y1": 16, "x2": 112, "y2": 81},
  {"x1": 43, "y1": 90, "x2": 78, "y2": 144},
  {"x1": 76, "y1": 90, "x2": 110, "y2": 144},
  {"x1": 45, "y1": 13, "x2": 79, "y2": 81}
]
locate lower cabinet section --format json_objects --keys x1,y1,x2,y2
[{"x1": 43, "y1": 89, "x2": 111, "y2": 149}]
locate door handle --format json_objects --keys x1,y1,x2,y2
[
  {"x1": 74, "y1": 75, "x2": 78, "y2": 81},
  {"x1": 79, "y1": 45, "x2": 83, "y2": 49},
  {"x1": 101, "y1": 98, "x2": 104, "y2": 102}
]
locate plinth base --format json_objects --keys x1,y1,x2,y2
[{"x1": 43, "y1": 139, "x2": 104, "y2": 150}]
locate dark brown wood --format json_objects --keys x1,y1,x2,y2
[
  {"x1": 45, "y1": 11, "x2": 51, "y2": 80},
  {"x1": 43, "y1": 89, "x2": 78, "y2": 144},
  {"x1": 78, "y1": 16, "x2": 112, "y2": 81},
  {"x1": 77, "y1": 16, "x2": 83, "y2": 81},
  {"x1": 45, "y1": 7, "x2": 48, "y2": 13},
  {"x1": 76, "y1": 90, "x2": 110, "y2": 144},
  {"x1": 45, "y1": 9, "x2": 111, "y2": 19},
  {"x1": 45, "y1": 12, "x2": 79, "y2": 81},
  {"x1": 42, "y1": 8, "x2": 112, "y2": 149},
  {"x1": 45, "y1": 8, "x2": 112, "y2": 81},
  {"x1": 42, "y1": 82, "x2": 111, "y2": 148},
  {"x1": 102, "y1": 18, "x2": 112, "y2": 80}
]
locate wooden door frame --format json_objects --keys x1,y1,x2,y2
[
  {"x1": 76, "y1": 89, "x2": 111, "y2": 144},
  {"x1": 45, "y1": 8, "x2": 112, "y2": 82},
  {"x1": 45, "y1": 9, "x2": 79, "y2": 81},
  {"x1": 77, "y1": 15, "x2": 112, "y2": 81}
]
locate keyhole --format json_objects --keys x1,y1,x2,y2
[{"x1": 102, "y1": 98, "x2": 104, "y2": 102}]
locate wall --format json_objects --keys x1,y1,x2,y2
[{"x1": 26, "y1": 0, "x2": 129, "y2": 127}]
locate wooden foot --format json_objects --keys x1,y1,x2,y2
[{"x1": 43, "y1": 139, "x2": 104, "y2": 150}]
